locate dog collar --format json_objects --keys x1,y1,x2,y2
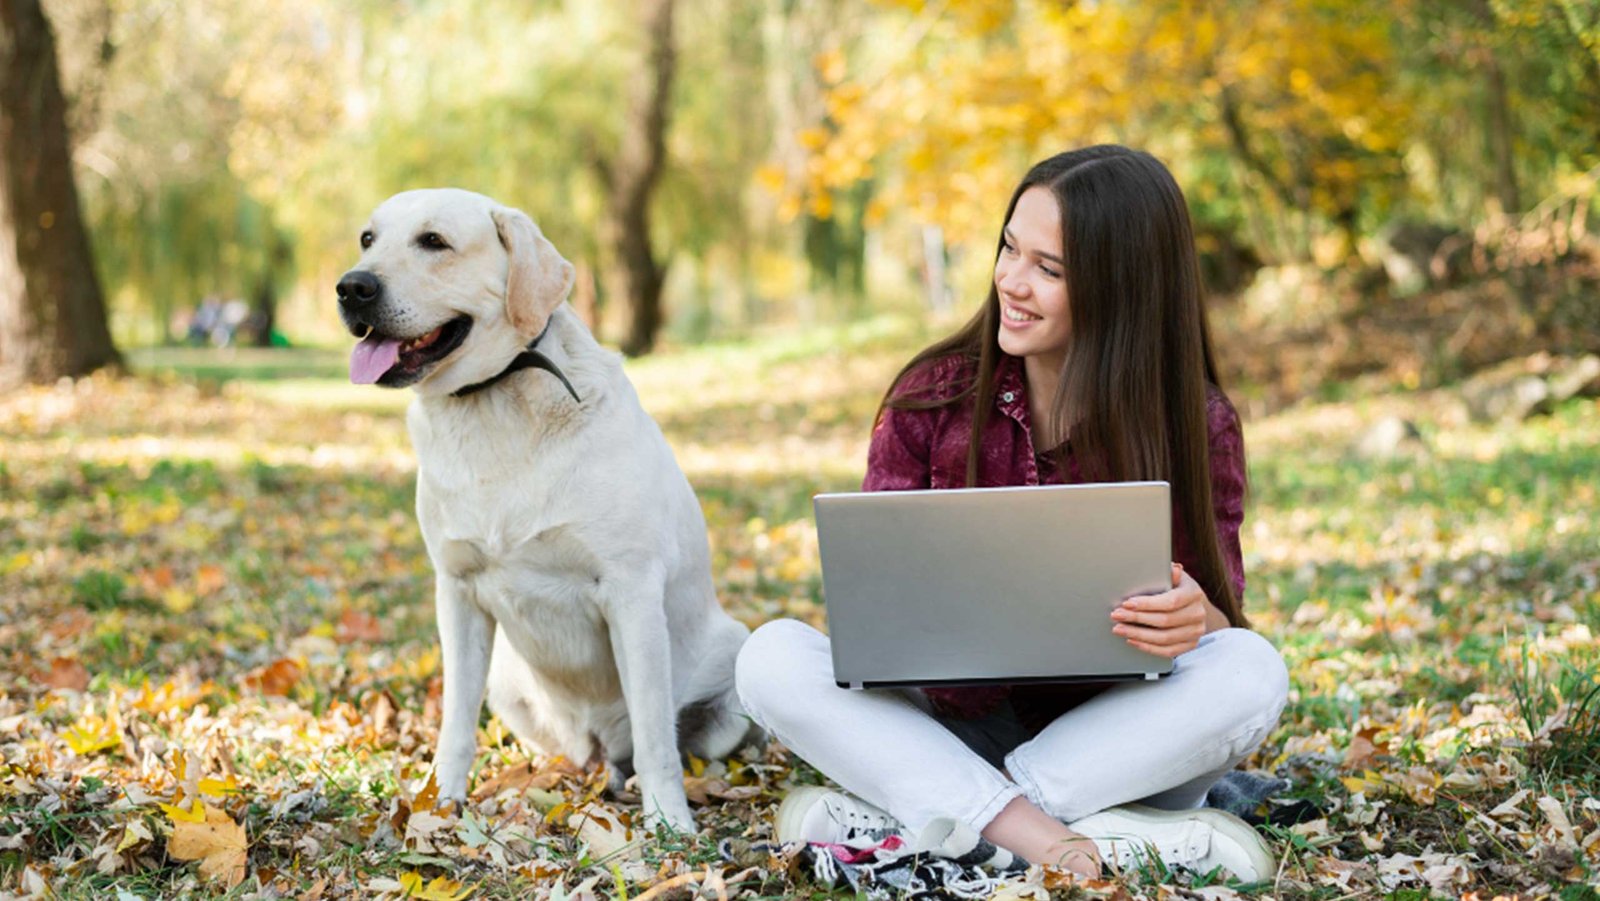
[{"x1": 451, "y1": 318, "x2": 581, "y2": 402}]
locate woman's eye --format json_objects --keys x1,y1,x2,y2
[
  {"x1": 1001, "y1": 240, "x2": 1017, "y2": 255},
  {"x1": 1040, "y1": 265, "x2": 1061, "y2": 279},
  {"x1": 360, "y1": 231, "x2": 374, "y2": 249}
]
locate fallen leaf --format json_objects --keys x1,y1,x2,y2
[
  {"x1": 62, "y1": 714, "x2": 122, "y2": 755},
  {"x1": 569, "y1": 805, "x2": 639, "y2": 861},
  {"x1": 41, "y1": 657, "x2": 89, "y2": 691},
  {"x1": 471, "y1": 761, "x2": 567, "y2": 800},
  {"x1": 1489, "y1": 788, "x2": 1530, "y2": 819},
  {"x1": 160, "y1": 798, "x2": 207, "y2": 823},
  {"x1": 194, "y1": 564, "x2": 227, "y2": 597},
  {"x1": 198, "y1": 774, "x2": 240, "y2": 798},
  {"x1": 240, "y1": 658, "x2": 303, "y2": 696},
  {"x1": 115, "y1": 818, "x2": 154, "y2": 853},
  {"x1": 398, "y1": 871, "x2": 475, "y2": 900},
  {"x1": 46, "y1": 609, "x2": 94, "y2": 641},
  {"x1": 167, "y1": 804, "x2": 248, "y2": 888},
  {"x1": 1537, "y1": 795, "x2": 1579, "y2": 849},
  {"x1": 1341, "y1": 726, "x2": 1387, "y2": 770},
  {"x1": 336, "y1": 608, "x2": 384, "y2": 643}
]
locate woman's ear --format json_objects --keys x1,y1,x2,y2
[{"x1": 492, "y1": 206, "x2": 576, "y2": 336}]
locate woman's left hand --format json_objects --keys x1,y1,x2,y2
[{"x1": 1109, "y1": 564, "x2": 1216, "y2": 658}]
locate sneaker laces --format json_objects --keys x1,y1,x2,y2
[
  {"x1": 824, "y1": 796, "x2": 901, "y2": 847},
  {"x1": 1102, "y1": 820, "x2": 1211, "y2": 870}
]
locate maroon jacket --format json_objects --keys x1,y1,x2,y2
[{"x1": 863, "y1": 352, "x2": 1248, "y2": 727}]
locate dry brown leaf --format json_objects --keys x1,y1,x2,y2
[
  {"x1": 1537, "y1": 795, "x2": 1579, "y2": 849},
  {"x1": 361, "y1": 690, "x2": 398, "y2": 742},
  {"x1": 471, "y1": 761, "x2": 567, "y2": 800},
  {"x1": 167, "y1": 804, "x2": 248, "y2": 888},
  {"x1": 46, "y1": 609, "x2": 93, "y2": 641},
  {"x1": 138, "y1": 565, "x2": 176, "y2": 594},
  {"x1": 335, "y1": 609, "x2": 383, "y2": 643},
  {"x1": 569, "y1": 805, "x2": 639, "y2": 861},
  {"x1": 41, "y1": 657, "x2": 89, "y2": 691},
  {"x1": 194, "y1": 564, "x2": 227, "y2": 597},
  {"x1": 240, "y1": 658, "x2": 303, "y2": 696},
  {"x1": 1341, "y1": 726, "x2": 1387, "y2": 770}
]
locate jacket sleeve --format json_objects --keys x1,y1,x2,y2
[
  {"x1": 1207, "y1": 395, "x2": 1248, "y2": 605},
  {"x1": 862, "y1": 403, "x2": 935, "y2": 492}
]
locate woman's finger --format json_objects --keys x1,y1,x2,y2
[
  {"x1": 1126, "y1": 636, "x2": 1199, "y2": 658},
  {"x1": 1114, "y1": 595, "x2": 1204, "y2": 623},
  {"x1": 1111, "y1": 606, "x2": 1202, "y2": 630},
  {"x1": 1119, "y1": 589, "x2": 1186, "y2": 613},
  {"x1": 1112, "y1": 622, "x2": 1202, "y2": 647}
]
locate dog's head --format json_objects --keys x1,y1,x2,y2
[{"x1": 337, "y1": 188, "x2": 575, "y2": 394}]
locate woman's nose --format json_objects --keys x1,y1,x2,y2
[{"x1": 995, "y1": 264, "x2": 1028, "y2": 298}]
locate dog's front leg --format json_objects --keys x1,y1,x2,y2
[
  {"x1": 434, "y1": 573, "x2": 493, "y2": 802},
  {"x1": 606, "y1": 586, "x2": 695, "y2": 833}
]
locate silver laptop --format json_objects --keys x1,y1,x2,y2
[{"x1": 814, "y1": 482, "x2": 1175, "y2": 689}]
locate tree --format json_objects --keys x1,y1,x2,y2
[
  {"x1": 590, "y1": 0, "x2": 676, "y2": 357},
  {"x1": 0, "y1": 0, "x2": 118, "y2": 389}
]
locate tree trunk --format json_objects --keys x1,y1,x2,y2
[
  {"x1": 598, "y1": 0, "x2": 675, "y2": 358},
  {"x1": 0, "y1": 0, "x2": 120, "y2": 389},
  {"x1": 1482, "y1": 50, "x2": 1520, "y2": 217}
]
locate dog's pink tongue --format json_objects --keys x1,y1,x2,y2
[{"x1": 350, "y1": 335, "x2": 402, "y2": 384}]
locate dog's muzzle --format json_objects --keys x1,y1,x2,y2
[{"x1": 337, "y1": 270, "x2": 384, "y2": 332}]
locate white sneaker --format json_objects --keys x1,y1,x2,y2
[
  {"x1": 775, "y1": 786, "x2": 903, "y2": 848},
  {"x1": 1066, "y1": 804, "x2": 1276, "y2": 882}
]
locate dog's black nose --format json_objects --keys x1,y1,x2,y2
[{"x1": 337, "y1": 271, "x2": 382, "y2": 308}]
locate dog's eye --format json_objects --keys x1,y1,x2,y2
[
  {"x1": 417, "y1": 232, "x2": 450, "y2": 251},
  {"x1": 360, "y1": 230, "x2": 374, "y2": 249}
]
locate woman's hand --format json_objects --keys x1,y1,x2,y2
[{"x1": 1109, "y1": 564, "x2": 1220, "y2": 658}]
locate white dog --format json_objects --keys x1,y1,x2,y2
[{"x1": 337, "y1": 188, "x2": 755, "y2": 831}]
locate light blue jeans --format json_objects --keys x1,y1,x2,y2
[{"x1": 735, "y1": 619, "x2": 1289, "y2": 839}]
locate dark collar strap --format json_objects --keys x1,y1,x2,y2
[{"x1": 451, "y1": 318, "x2": 581, "y2": 402}]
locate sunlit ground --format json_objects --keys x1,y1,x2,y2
[{"x1": 1, "y1": 320, "x2": 1596, "y2": 898}]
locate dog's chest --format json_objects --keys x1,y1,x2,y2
[{"x1": 418, "y1": 458, "x2": 616, "y2": 672}]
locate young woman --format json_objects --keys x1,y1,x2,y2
[{"x1": 735, "y1": 146, "x2": 1289, "y2": 880}]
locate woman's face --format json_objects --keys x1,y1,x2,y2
[{"x1": 994, "y1": 186, "x2": 1070, "y2": 367}]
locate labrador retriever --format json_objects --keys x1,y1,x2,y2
[{"x1": 336, "y1": 188, "x2": 755, "y2": 831}]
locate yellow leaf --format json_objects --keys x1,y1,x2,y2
[
  {"x1": 115, "y1": 818, "x2": 153, "y2": 853},
  {"x1": 62, "y1": 714, "x2": 122, "y2": 755},
  {"x1": 399, "y1": 871, "x2": 475, "y2": 900},
  {"x1": 1340, "y1": 769, "x2": 1385, "y2": 796},
  {"x1": 162, "y1": 588, "x2": 196, "y2": 614},
  {"x1": 167, "y1": 804, "x2": 248, "y2": 888},
  {"x1": 198, "y1": 775, "x2": 240, "y2": 798},
  {"x1": 161, "y1": 797, "x2": 206, "y2": 824},
  {"x1": 3, "y1": 551, "x2": 31, "y2": 575}
]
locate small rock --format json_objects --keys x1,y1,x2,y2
[
  {"x1": 1353, "y1": 416, "x2": 1426, "y2": 459},
  {"x1": 1462, "y1": 353, "x2": 1600, "y2": 423}
]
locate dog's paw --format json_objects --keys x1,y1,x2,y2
[{"x1": 647, "y1": 801, "x2": 696, "y2": 836}]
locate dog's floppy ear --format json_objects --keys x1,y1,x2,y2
[{"x1": 492, "y1": 206, "x2": 575, "y2": 336}]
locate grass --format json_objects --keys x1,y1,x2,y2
[{"x1": 1, "y1": 316, "x2": 1598, "y2": 898}]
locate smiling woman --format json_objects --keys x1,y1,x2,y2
[{"x1": 736, "y1": 145, "x2": 1286, "y2": 883}]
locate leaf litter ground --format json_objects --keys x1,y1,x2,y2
[{"x1": 2, "y1": 316, "x2": 1598, "y2": 899}]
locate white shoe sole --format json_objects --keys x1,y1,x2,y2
[
  {"x1": 1072, "y1": 803, "x2": 1277, "y2": 881},
  {"x1": 775, "y1": 785, "x2": 833, "y2": 844}
]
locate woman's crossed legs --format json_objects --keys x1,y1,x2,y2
[{"x1": 734, "y1": 618, "x2": 1288, "y2": 873}]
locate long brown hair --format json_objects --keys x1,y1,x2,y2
[{"x1": 877, "y1": 145, "x2": 1247, "y2": 627}]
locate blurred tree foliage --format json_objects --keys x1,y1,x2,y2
[
  {"x1": 798, "y1": 0, "x2": 1599, "y2": 259},
  {"x1": 39, "y1": 0, "x2": 1600, "y2": 349}
]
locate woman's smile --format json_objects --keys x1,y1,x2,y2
[{"x1": 1001, "y1": 302, "x2": 1043, "y2": 326}]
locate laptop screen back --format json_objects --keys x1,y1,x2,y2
[{"x1": 814, "y1": 482, "x2": 1174, "y2": 688}]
